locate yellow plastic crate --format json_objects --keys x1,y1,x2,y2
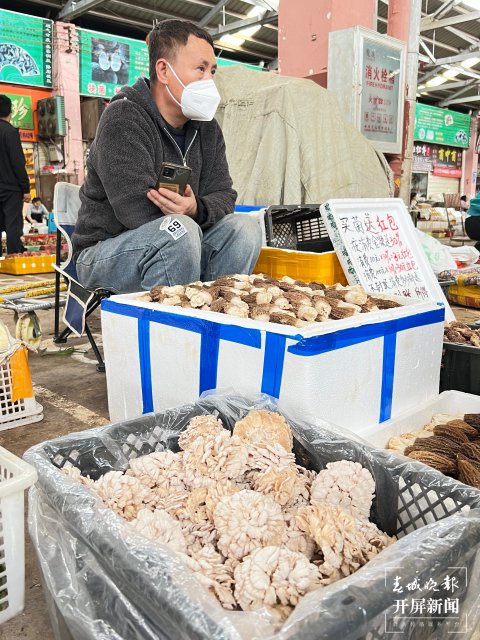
[
  {"x1": 253, "y1": 247, "x2": 347, "y2": 286},
  {"x1": 0, "y1": 255, "x2": 56, "y2": 275}
]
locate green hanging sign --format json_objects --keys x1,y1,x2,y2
[
  {"x1": 0, "y1": 9, "x2": 53, "y2": 88},
  {"x1": 414, "y1": 103, "x2": 471, "y2": 149},
  {"x1": 78, "y1": 28, "x2": 149, "y2": 98}
]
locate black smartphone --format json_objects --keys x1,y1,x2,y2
[{"x1": 156, "y1": 162, "x2": 192, "y2": 196}]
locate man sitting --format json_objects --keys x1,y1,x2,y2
[{"x1": 72, "y1": 19, "x2": 262, "y2": 293}]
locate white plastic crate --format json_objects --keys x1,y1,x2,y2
[
  {"x1": 0, "y1": 358, "x2": 43, "y2": 432},
  {"x1": 357, "y1": 390, "x2": 480, "y2": 449},
  {"x1": 0, "y1": 446, "x2": 37, "y2": 623},
  {"x1": 101, "y1": 293, "x2": 445, "y2": 427}
]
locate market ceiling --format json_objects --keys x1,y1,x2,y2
[{"x1": 7, "y1": 0, "x2": 480, "y2": 112}]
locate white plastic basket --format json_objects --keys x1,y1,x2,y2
[
  {"x1": 0, "y1": 446, "x2": 37, "y2": 623},
  {"x1": 0, "y1": 358, "x2": 43, "y2": 432}
]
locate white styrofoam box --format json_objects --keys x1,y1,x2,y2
[
  {"x1": 101, "y1": 294, "x2": 445, "y2": 426},
  {"x1": 357, "y1": 390, "x2": 480, "y2": 449},
  {"x1": 0, "y1": 446, "x2": 37, "y2": 623}
]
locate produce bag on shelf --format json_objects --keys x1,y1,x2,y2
[{"x1": 25, "y1": 392, "x2": 480, "y2": 640}]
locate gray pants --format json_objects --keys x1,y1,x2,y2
[{"x1": 76, "y1": 213, "x2": 262, "y2": 294}]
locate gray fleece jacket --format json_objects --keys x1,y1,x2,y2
[{"x1": 72, "y1": 77, "x2": 237, "y2": 260}]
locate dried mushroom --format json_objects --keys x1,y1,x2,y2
[
  {"x1": 127, "y1": 450, "x2": 185, "y2": 494},
  {"x1": 62, "y1": 466, "x2": 94, "y2": 488},
  {"x1": 444, "y1": 322, "x2": 480, "y2": 347},
  {"x1": 296, "y1": 503, "x2": 393, "y2": 578},
  {"x1": 130, "y1": 508, "x2": 187, "y2": 553},
  {"x1": 147, "y1": 274, "x2": 403, "y2": 327},
  {"x1": 310, "y1": 461, "x2": 375, "y2": 521},
  {"x1": 178, "y1": 414, "x2": 225, "y2": 451},
  {"x1": 214, "y1": 489, "x2": 286, "y2": 560},
  {"x1": 234, "y1": 546, "x2": 320, "y2": 616},
  {"x1": 234, "y1": 410, "x2": 293, "y2": 452},
  {"x1": 182, "y1": 429, "x2": 248, "y2": 485},
  {"x1": 93, "y1": 471, "x2": 156, "y2": 521}
]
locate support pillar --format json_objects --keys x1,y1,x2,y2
[
  {"x1": 462, "y1": 116, "x2": 479, "y2": 198},
  {"x1": 386, "y1": 0, "x2": 421, "y2": 203},
  {"x1": 53, "y1": 22, "x2": 84, "y2": 185},
  {"x1": 278, "y1": 0, "x2": 377, "y2": 86}
]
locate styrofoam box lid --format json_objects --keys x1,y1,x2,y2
[
  {"x1": 357, "y1": 390, "x2": 480, "y2": 449},
  {"x1": 105, "y1": 292, "x2": 443, "y2": 339},
  {"x1": 320, "y1": 198, "x2": 454, "y2": 321}
]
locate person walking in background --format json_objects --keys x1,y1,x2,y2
[
  {"x1": 25, "y1": 196, "x2": 49, "y2": 225},
  {"x1": 0, "y1": 94, "x2": 30, "y2": 255}
]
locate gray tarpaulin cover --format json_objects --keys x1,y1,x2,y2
[
  {"x1": 214, "y1": 67, "x2": 393, "y2": 205},
  {"x1": 25, "y1": 393, "x2": 480, "y2": 640}
]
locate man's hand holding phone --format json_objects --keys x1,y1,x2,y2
[{"x1": 147, "y1": 183, "x2": 198, "y2": 218}]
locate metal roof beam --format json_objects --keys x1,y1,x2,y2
[
  {"x1": 58, "y1": 0, "x2": 106, "y2": 20},
  {"x1": 438, "y1": 81, "x2": 478, "y2": 104},
  {"x1": 199, "y1": 0, "x2": 230, "y2": 26},
  {"x1": 420, "y1": 10, "x2": 480, "y2": 31},
  {"x1": 440, "y1": 93, "x2": 480, "y2": 105},
  {"x1": 425, "y1": 48, "x2": 480, "y2": 67},
  {"x1": 430, "y1": 0, "x2": 462, "y2": 20},
  {"x1": 210, "y1": 11, "x2": 277, "y2": 37}
]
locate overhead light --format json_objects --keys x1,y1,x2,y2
[
  {"x1": 418, "y1": 84, "x2": 426, "y2": 89},
  {"x1": 219, "y1": 34, "x2": 245, "y2": 46},
  {"x1": 461, "y1": 57, "x2": 480, "y2": 68},
  {"x1": 426, "y1": 76, "x2": 448, "y2": 87},
  {"x1": 461, "y1": 0, "x2": 480, "y2": 9},
  {"x1": 218, "y1": 5, "x2": 266, "y2": 46},
  {"x1": 443, "y1": 68, "x2": 459, "y2": 78}
]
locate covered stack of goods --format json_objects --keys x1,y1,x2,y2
[
  {"x1": 387, "y1": 412, "x2": 480, "y2": 488},
  {"x1": 64, "y1": 409, "x2": 395, "y2": 620},
  {"x1": 143, "y1": 273, "x2": 401, "y2": 327}
]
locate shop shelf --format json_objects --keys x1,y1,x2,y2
[
  {"x1": 0, "y1": 447, "x2": 38, "y2": 624},
  {"x1": 440, "y1": 342, "x2": 480, "y2": 395},
  {"x1": 253, "y1": 247, "x2": 347, "y2": 285},
  {"x1": 0, "y1": 255, "x2": 56, "y2": 275}
]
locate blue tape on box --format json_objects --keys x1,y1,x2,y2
[{"x1": 102, "y1": 300, "x2": 445, "y2": 422}]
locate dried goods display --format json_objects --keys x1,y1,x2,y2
[
  {"x1": 386, "y1": 412, "x2": 480, "y2": 488},
  {"x1": 444, "y1": 321, "x2": 480, "y2": 346},
  {"x1": 64, "y1": 410, "x2": 395, "y2": 620},
  {"x1": 143, "y1": 274, "x2": 402, "y2": 327}
]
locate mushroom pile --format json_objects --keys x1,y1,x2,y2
[
  {"x1": 386, "y1": 412, "x2": 480, "y2": 488},
  {"x1": 64, "y1": 411, "x2": 396, "y2": 621},
  {"x1": 143, "y1": 274, "x2": 401, "y2": 328},
  {"x1": 444, "y1": 321, "x2": 480, "y2": 346}
]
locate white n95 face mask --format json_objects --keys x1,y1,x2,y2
[{"x1": 166, "y1": 62, "x2": 221, "y2": 121}]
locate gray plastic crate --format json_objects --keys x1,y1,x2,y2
[{"x1": 25, "y1": 395, "x2": 480, "y2": 640}]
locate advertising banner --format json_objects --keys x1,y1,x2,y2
[
  {"x1": 414, "y1": 103, "x2": 471, "y2": 148},
  {"x1": 0, "y1": 9, "x2": 53, "y2": 88},
  {"x1": 5, "y1": 92, "x2": 33, "y2": 129},
  {"x1": 78, "y1": 28, "x2": 149, "y2": 98}
]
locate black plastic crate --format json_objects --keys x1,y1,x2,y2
[
  {"x1": 440, "y1": 341, "x2": 480, "y2": 395},
  {"x1": 265, "y1": 204, "x2": 334, "y2": 253}
]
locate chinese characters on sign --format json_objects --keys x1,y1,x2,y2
[
  {"x1": 360, "y1": 39, "x2": 401, "y2": 145},
  {"x1": 414, "y1": 103, "x2": 471, "y2": 149},
  {"x1": 412, "y1": 142, "x2": 463, "y2": 178},
  {"x1": 0, "y1": 9, "x2": 53, "y2": 88},
  {"x1": 5, "y1": 93, "x2": 33, "y2": 129},
  {"x1": 386, "y1": 568, "x2": 467, "y2": 634},
  {"x1": 336, "y1": 211, "x2": 429, "y2": 300}
]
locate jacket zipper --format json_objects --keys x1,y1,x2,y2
[{"x1": 163, "y1": 128, "x2": 198, "y2": 166}]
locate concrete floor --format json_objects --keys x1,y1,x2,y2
[
  {"x1": 0, "y1": 271, "x2": 478, "y2": 640},
  {"x1": 0, "y1": 273, "x2": 109, "y2": 640}
]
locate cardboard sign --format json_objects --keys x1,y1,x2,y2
[{"x1": 321, "y1": 198, "x2": 454, "y2": 320}]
